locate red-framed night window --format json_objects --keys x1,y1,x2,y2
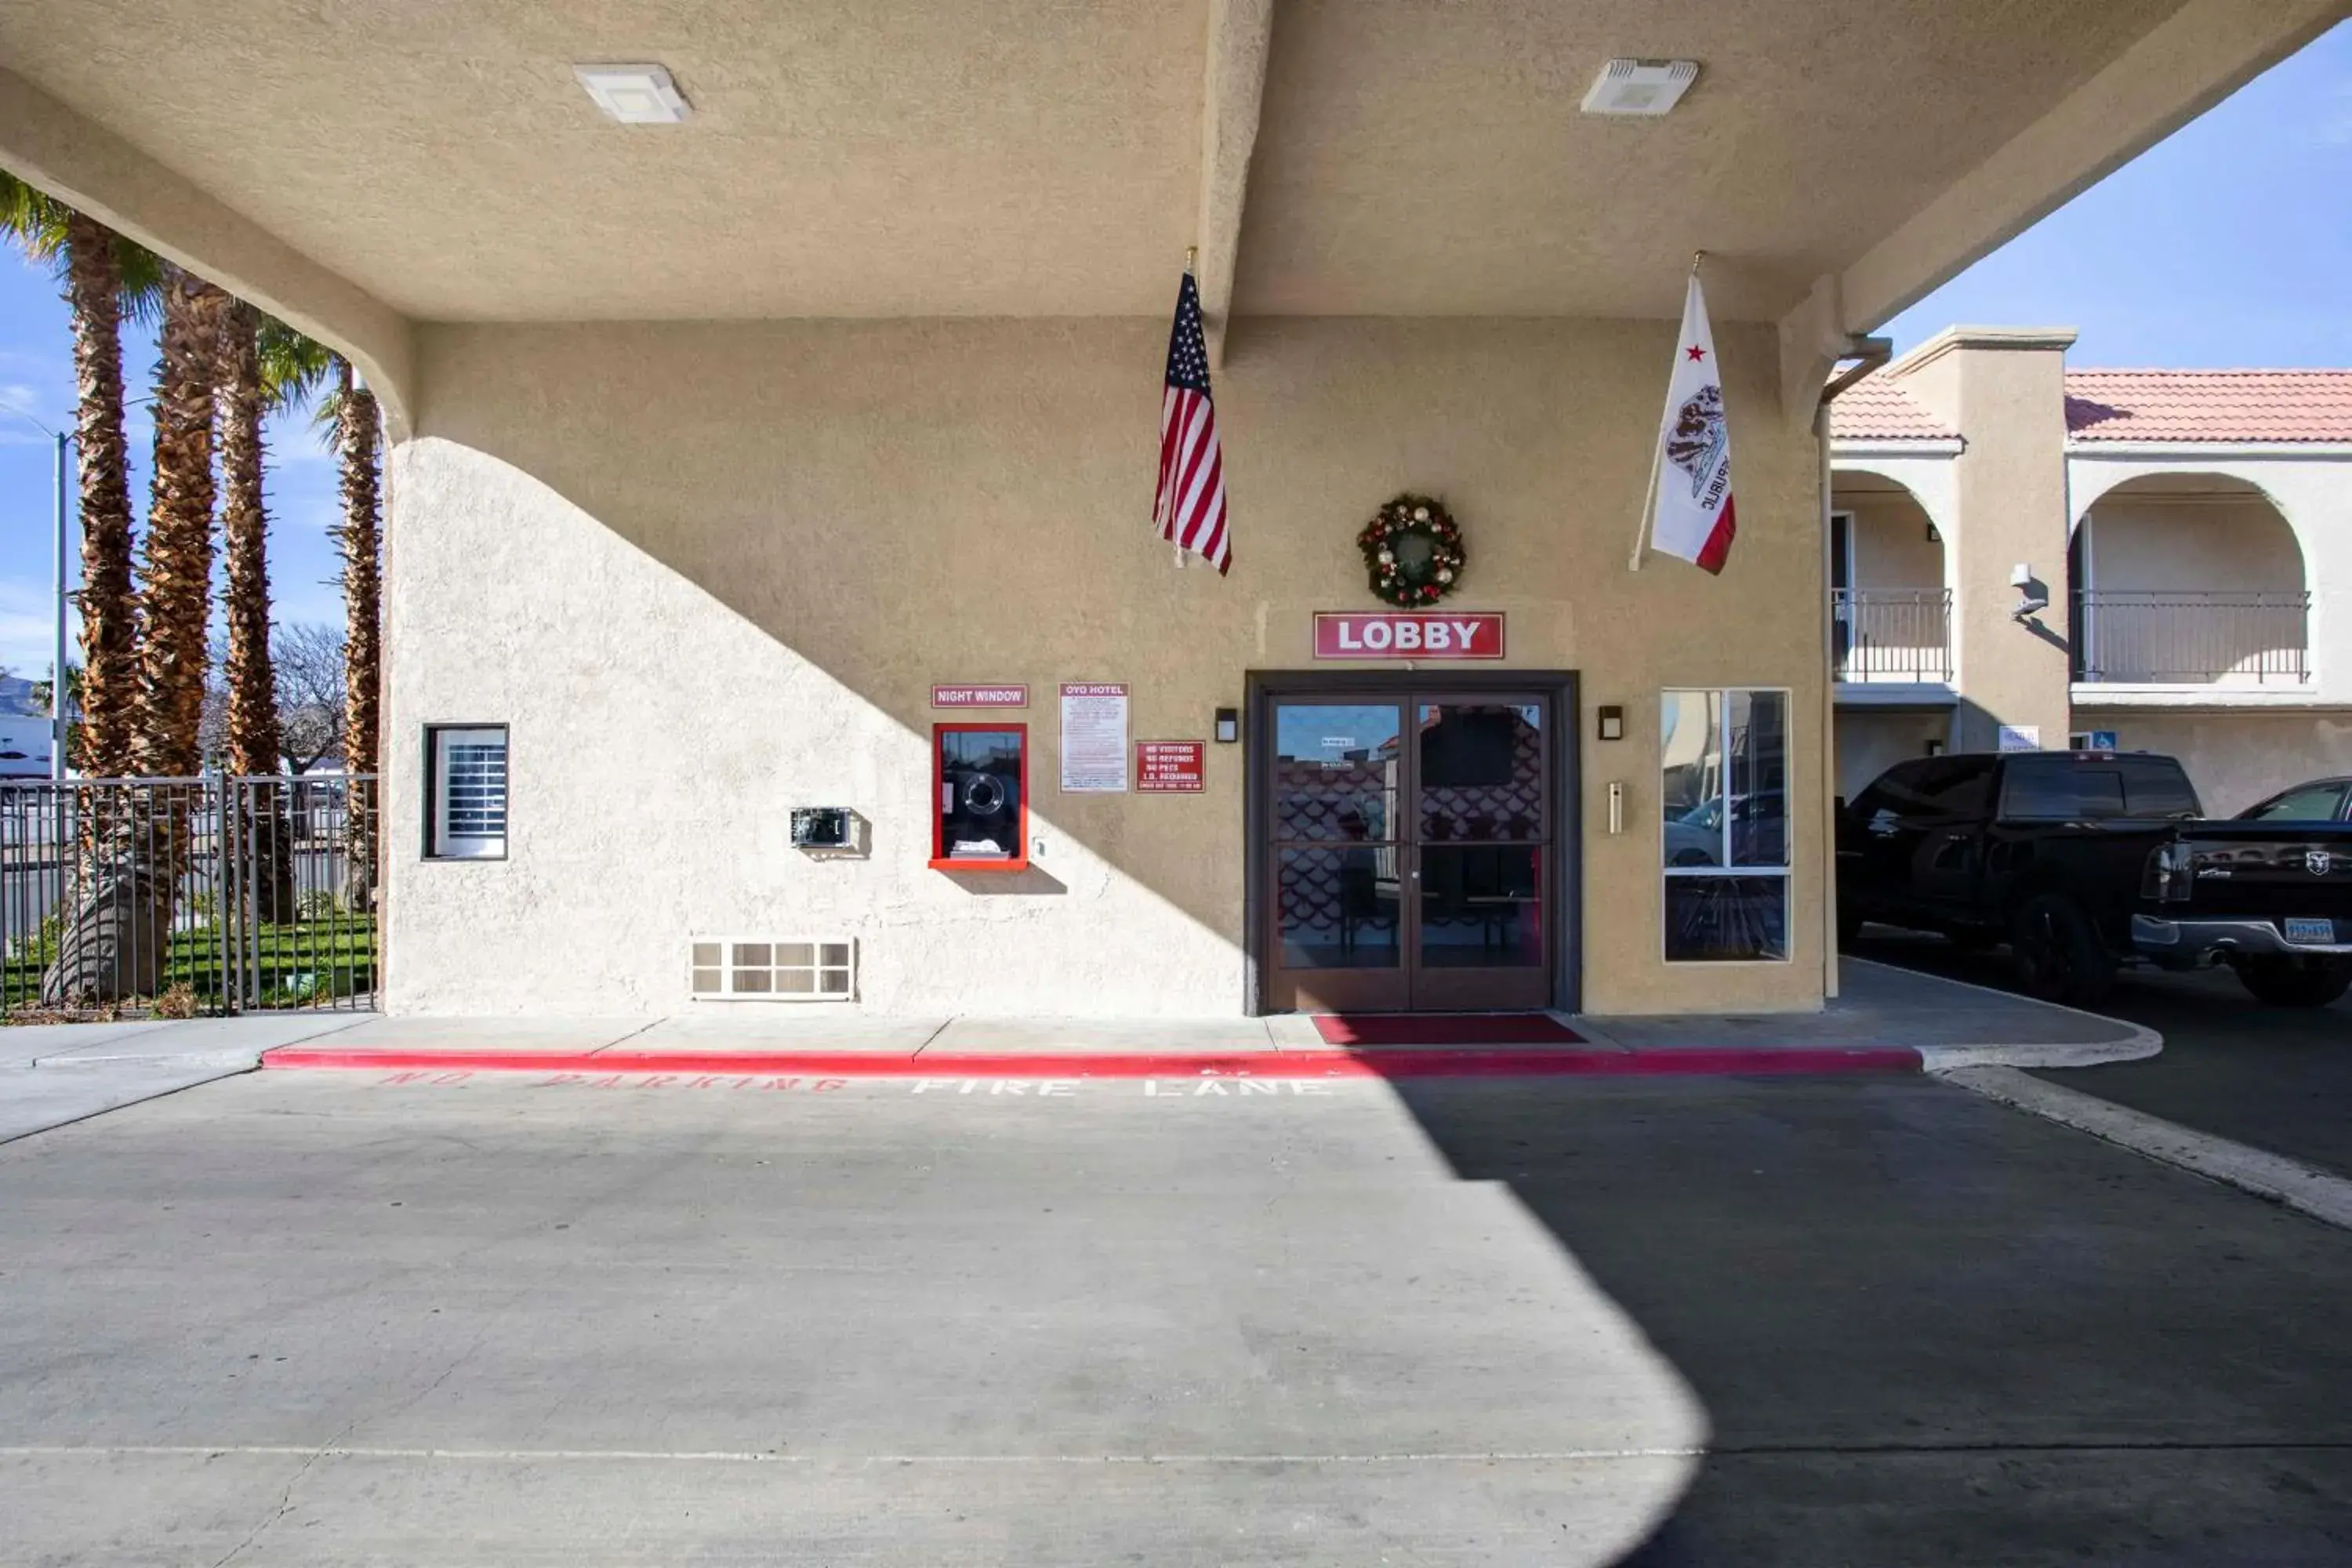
[{"x1": 930, "y1": 722, "x2": 1029, "y2": 872}]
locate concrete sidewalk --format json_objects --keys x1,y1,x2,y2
[
  {"x1": 243, "y1": 957, "x2": 2152, "y2": 1079},
  {"x1": 1584, "y1": 957, "x2": 2159, "y2": 1071},
  {"x1": 1, "y1": 960, "x2": 2153, "y2": 1120},
  {"x1": 0, "y1": 1014, "x2": 368, "y2": 1146}
]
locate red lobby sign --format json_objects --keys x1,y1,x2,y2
[
  {"x1": 1312, "y1": 612, "x2": 1504, "y2": 660},
  {"x1": 931, "y1": 684, "x2": 1029, "y2": 708},
  {"x1": 1135, "y1": 741, "x2": 1207, "y2": 793}
]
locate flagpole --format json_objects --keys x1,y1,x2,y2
[{"x1": 1629, "y1": 251, "x2": 1707, "y2": 572}]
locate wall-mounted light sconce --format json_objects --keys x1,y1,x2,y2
[
  {"x1": 1925, "y1": 522, "x2": 1942, "y2": 544},
  {"x1": 1596, "y1": 705, "x2": 1624, "y2": 742},
  {"x1": 2010, "y1": 561, "x2": 2049, "y2": 622},
  {"x1": 1214, "y1": 707, "x2": 1240, "y2": 744}
]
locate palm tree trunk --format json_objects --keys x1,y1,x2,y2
[
  {"x1": 47, "y1": 270, "x2": 227, "y2": 1007},
  {"x1": 63, "y1": 212, "x2": 135, "y2": 779},
  {"x1": 335, "y1": 361, "x2": 382, "y2": 913},
  {"x1": 39, "y1": 216, "x2": 150, "y2": 1007},
  {"x1": 136, "y1": 270, "x2": 228, "y2": 779},
  {"x1": 218, "y1": 299, "x2": 293, "y2": 924}
]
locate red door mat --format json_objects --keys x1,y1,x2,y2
[{"x1": 1312, "y1": 1014, "x2": 1584, "y2": 1047}]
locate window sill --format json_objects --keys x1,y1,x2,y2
[{"x1": 928, "y1": 856, "x2": 1030, "y2": 873}]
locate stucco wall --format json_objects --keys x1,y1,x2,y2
[
  {"x1": 1891, "y1": 333, "x2": 2076, "y2": 753},
  {"x1": 384, "y1": 317, "x2": 1826, "y2": 1018},
  {"x1": 1833, "y1": 710, "x2": 1947, "y2": 799},
  {"x1": 2090, "y1": 712, "x2": 2352, "y2": 815},
  {"x1": 1835, "y1": 489, "x2": 1944, "y2": 590},
  {"x1": 2078, "y1": 492, "x2": 2304, "y2": 594}
]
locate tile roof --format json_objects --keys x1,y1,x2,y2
[
  {"x1": 1826, "y1": 373, "x2": 1958, "y2": 442},
  {"x1": 2065, "y1": 370, "x2": 2352, "y2": 444}
]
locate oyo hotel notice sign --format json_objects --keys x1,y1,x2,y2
[{"x1": 1312, "y1": 612, "x2": 1504, "y2": 660}]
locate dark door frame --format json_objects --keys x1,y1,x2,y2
[{"x1": 1242, "y1": 668, "x2": 1582, "y2": 1016}]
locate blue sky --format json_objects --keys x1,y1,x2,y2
[{"x1": 0, "y1": 20, "x2": 2347, "y2": 677}]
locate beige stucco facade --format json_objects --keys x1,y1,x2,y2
[
  {"x1": 1831, "y1": 336, "x2": 2352, "y2": 808},
  {"x1": 2, "y1": 0, "x2": 2338, "y2": 1016},
  {"x1": 387, "y1": 317, "x2": 1825, "y2": 1016}
]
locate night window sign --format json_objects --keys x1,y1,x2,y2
[{"x1": 931, "y1": 724, "x2": 1028, "y2": 872}]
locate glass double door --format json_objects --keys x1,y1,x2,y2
[{"x1": 1265, "y1": 692, "x2": 1555, "y2": 1012}]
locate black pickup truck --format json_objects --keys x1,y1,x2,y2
[{"x1": 1836, "y1": 750, "x2": 2352, "y2": 1007}]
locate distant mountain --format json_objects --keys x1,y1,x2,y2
[{"x1": 0, "y1": 675, "x2": 44, "y2": 718}]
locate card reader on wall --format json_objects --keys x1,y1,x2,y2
[{"x1": 789, "y1": 808, "x2": 853, "y2": 849}]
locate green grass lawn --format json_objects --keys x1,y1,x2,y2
[{"x1": 2, "y1": 913, "x2": 377, "y2": 1012}]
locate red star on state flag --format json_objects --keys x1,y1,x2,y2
[{"x1": 1685, "y1": 344, "x2": 1707, "y2": 361}]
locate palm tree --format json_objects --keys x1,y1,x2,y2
[
  {"x1": 132, "y1": 267, "x2": 229, "y2": 775},
  {"x1": 252, "y1": 328, "x2": 379, "y2": 909},
  {"x1": 0, "y1": 175, "x2": 160, "y2": 778},
  {"x1": 48, "y1": 266, "x2": 227, "y2": 1005},
  {"x1": 217, "y1": 299, "x2": 295, "y2": 920},
  {"x1": 0, "y1": 178, "x2": 183, "y2": 1005},
  {"x1": 334, "y1": 360, "x2": 383, "y2": 911}
]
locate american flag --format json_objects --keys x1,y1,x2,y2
[{"x1": 1153, "y1": 270, "x2": 1231, "y2": 573}]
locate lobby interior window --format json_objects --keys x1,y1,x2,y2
[
  {"x1": 426, "y1": 724, "x2": 509, "y2": 859},
  {"x1": 1661, "y1": 689, "x2": 1788, "y2": 962}
]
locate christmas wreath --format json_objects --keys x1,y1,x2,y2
[{"x1": 1357, "y1": 493, "x2": 1465, "y2": 607}]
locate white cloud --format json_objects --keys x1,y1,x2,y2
[{"x1": 0, "y1": 382, "x2": 66, "y2": 444}]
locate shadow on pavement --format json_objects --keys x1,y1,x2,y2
[{"x1": 1389, "y1": 1072, "x2": 2352, "y2": 1564}]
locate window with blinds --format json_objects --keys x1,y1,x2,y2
[{"x1": 427, "y1": 725, "x2": 509, "y2": 859}]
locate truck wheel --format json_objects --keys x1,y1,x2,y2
[
  {"x1": 2234, "y1": 959, "x2": 2352, "y2": 1009},
  {"x1": 2010, "y1": 894, "x2": 2116, "y2": 1009}
]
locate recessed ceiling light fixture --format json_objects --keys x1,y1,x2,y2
[
  {"x1": 1579, "y1": 58, "x2": 1699, "y2": 117},
  {"x1": 574, "y1": 64, "x2": 691, "y2": 125}
]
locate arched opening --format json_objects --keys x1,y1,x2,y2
[
  {"x1": 1828, "y1": 470, "x2": 1951, "y2": 684},
  {"x1": 2071, "y1": 474, "x2": 2310, "y2": 685},
  {"x1": 1828, "y1": 468, "x2": 1955, "y2": 798}
]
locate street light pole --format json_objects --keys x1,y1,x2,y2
[{"x1": 50, "y1": 427, "x2": 69, "y2": 780}]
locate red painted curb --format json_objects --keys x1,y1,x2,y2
[{"x1": 261, "y1": 1046, "x2": 1923, "y2": 1079}]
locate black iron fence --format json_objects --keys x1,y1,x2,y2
[
  {"x1": 1831, "y1": 588, "x2": 1954, "y2": 684},
  {"x1": 0, "y1": 775, "x2": 379, "y2": 1018},
  {"x1": 2071, "y1": 590, "x2": 2310, "y2": 684}
]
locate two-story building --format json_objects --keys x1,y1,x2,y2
[{"x1": 1832, "y1": 330, "x2": 2352, "y2": 814}]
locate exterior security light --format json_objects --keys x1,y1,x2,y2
[
  {"x1": 1579, "y1": 59, "x2": 1700, "y2": 117},
  {"x1": 575, "y1": 64, "x2": 691, "y2": 124}
]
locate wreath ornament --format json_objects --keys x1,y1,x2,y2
[{"x1": 1356, "y1": 493, "x2": 1465, "y2": 608}]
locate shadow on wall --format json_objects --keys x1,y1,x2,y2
[{"x1": 401, "y1": 316, "x2": 1789, "y2": 989}]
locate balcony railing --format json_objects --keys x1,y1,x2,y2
[
  {"x1": 2071, "y1": 590, "x2": 2310, "y2": 684},
  {"x1": 1832, "y1": 588, "x2": 1953, "y2": 684}
]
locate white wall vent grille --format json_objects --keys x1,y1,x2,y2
[{"x1": 691, "y1": 938, "x2": 856, "y2": 1001}]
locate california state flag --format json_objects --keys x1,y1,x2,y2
[{"x1": 1642, "y1": 273, "x2": 1737, "y2": 574}]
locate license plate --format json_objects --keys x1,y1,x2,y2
[{"x1": 2285, "y1": 917, "x2": 2336, "y2": 945}]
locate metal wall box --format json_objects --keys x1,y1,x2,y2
[{"x1": 790, "y1": 807, "x2": 853, "y2": 849}]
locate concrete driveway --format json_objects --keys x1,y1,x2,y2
[
  {"x1": 1851, "y1": 927, "x2": 2352, "y2": 1179},
  {"x1": 4, "y1": 1067, "x2": 2351, "y2": 1564}
]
